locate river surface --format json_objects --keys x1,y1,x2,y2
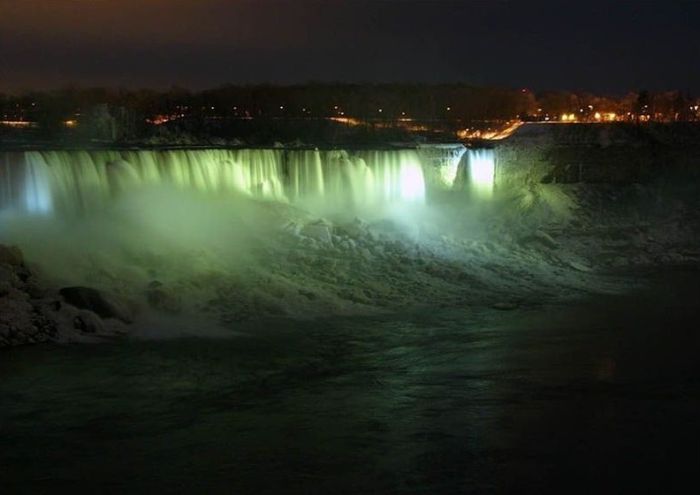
[{"x1": 2, "y1": 269, "x2": 699, "y2": 494}]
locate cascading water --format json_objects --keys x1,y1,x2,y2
[
  {"x1": 287, "y1": 149, "x2": 426, "y2": 213},
  {"x1": 0, "y1": 145, "x2": 504, "y2": 327},
  {"x1": 0, "y1": 144, "x2": 613, "y2": 336},
  {"x1": 1, "y1": 152, "x2": 53, "y2": 214},
  {"x1": 453, "y1": 148, "x2": 496, "y2": 197},
  {"x1": 13, "y1": 149, "x2": 288, "y2": 214},
  {"x1": 0, "y1": 148, "x2": 433, "y2": 217},
  {"x1": 467, "y1": 149, "x2": 496, "y2": 196}
]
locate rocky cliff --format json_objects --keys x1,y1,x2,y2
[
  {"x1": 494, "y1": 123, "x2": 700, "y2": 188},
  {"x1": 0, "y1": 245, "x2": 127, "y2": 347}
]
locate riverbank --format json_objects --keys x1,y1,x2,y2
[{"x1": 0, "y1": 244, "x2": 129, "y2": 347}]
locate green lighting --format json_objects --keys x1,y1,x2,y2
[{"x1": 469, "y1": 150, "x2": 495, "y2": 196}]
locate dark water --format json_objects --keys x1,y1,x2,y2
[{"x1": 2, "y1": 270, "x2": 699, "y2": 494}]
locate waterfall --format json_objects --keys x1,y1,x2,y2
[
  {"x1": 0, "y1": 148, "x2": 431, "y2": 217},
  {"x1": 468, "y1": 149, "x2": 495, "y2": 193},
  {"x1": 454, "y1": 148, "x2": 496, "y2": 197},
  {"x1": 287, "y1": 149, "x2": 426, "y2": 212},
  {"x1": 1, "y1": 152, "x2": 52, "y2": 214}
]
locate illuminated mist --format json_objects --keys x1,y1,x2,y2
[{"x1": 0, "y1": 147, "x2": 520, "y2": 335}]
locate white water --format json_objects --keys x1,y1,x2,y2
[
  {"x1": 0, "y1": 147, "x2": 522, "y2": 332},
  {"x1": 465, "y1": 149, "x2": 495, "y2": 197},
  {"x1": 0, "y1": 147, "x2": 497, "y2": 217},
  {"x1": 0, "y1": 145, "x2": 692, "y2": 342},
  {"x1": 0, "y1": 149, "x2": 466, "y2": 218}
]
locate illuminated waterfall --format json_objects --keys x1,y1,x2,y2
[
  {"x1": 1, "y1": 152, "x2": 52, "y2": 214},
  {"x1": 464, "y1": 149, "x2": 495, "y2": 196},
  {"x1": 0, "y1": 148, "x2": 428, "y2": 216},
  {"x1": 287, "y1": 149, "x2": 425, "y2": 211}
]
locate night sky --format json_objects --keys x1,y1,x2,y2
[{"x1": 1, "y1": 0, "x2": 698, "y2": 93}]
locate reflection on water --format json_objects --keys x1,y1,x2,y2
[{"x1": 1, "y1": 270, "x2": 699, "y2": 494}]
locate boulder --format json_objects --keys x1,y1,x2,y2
[
  {"x1": 281, "y1": 220, "x2": 303, "y2": 236},
  {"x1": 302, "y1": 220, "x2": 333, "y2": 244},
  {"x1": 59, "y1": 286, "x2": 132, "y2": 323},
  {"x1": 145, "y1": 281, "x2": 182, "y2": 313},
  {"x1": 73, "y1": 310, "x2": 105, "y2": 334},
  {"x1": 342, "y1": 218, "x2": 369, "y2": 238},
  {"x1": 520, "y1": 230, "x2": 559, "y2": 250},
  {"x1": 534, "y1": 230, "x2": 559, "y2": 249},
  {"x1": 0, "y1": 264, "x2": 17, "y2": 283},
  {"x1": 0, "y1": 245, "x2": 24, "y2": 266}
]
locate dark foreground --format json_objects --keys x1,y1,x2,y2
[{"x1": 2, "y1": 269, "x2": 699, "y2": 494}]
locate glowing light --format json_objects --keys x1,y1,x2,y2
[
  {"x1": 0, "y1": 120, "x2": 35, "y2": 128},
  {"x1": 147, "y1": 115, "x2": 171, "y2": 125},
  {"x1": 64, "y1": 119, "x2": 78, "y2": 127},
  {"x1": 468, "y1": 149, "x2": 495, "y2": 197},
  {"x1": 594, "y1": 112, "x2": 602, "y2": 121},
  {"x1": 456, "y1": 121, "x2": 522, "y2": 140},
  {"x1": 329, "y1": 117, "x2": 362, "y2": 126},
  {"x1": 398, "y1": 161, "x2": 426, "y2": 202}
]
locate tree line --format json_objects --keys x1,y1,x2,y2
[{"x1": 1, "y1": 84, "x2": 697, "y2": 141}]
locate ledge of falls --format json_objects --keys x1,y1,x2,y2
[{"x1": 0, "y1": 145, "x2": 491, "y2": 216}]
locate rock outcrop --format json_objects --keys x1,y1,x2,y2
[
  {"x1": 0, "y1": 244, "x2": 129, "y2": 348},
  {"x1": 0, "y1": 245, "x2": 58, "y2": 347},
  {"x1": 59, "y1": 286, "x2": 133, "y2": 323},
  {"x1": 495, "y1": 122, "x2": 700, "y2": 188}
]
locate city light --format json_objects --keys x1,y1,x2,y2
[{"x1": 0, "y1": 120, "x2": 34, "y2": 128}]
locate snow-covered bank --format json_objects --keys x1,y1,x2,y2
[
  {"x1": 0, "y1": 245, "x2": 128, "y2": 347},
  {"x1": 495, "y1": 122, "x2": 700, "y2": 186}
]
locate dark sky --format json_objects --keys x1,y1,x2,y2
[{"x1": 1, "y1": 0, "x2": 698, "y2": 93}]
